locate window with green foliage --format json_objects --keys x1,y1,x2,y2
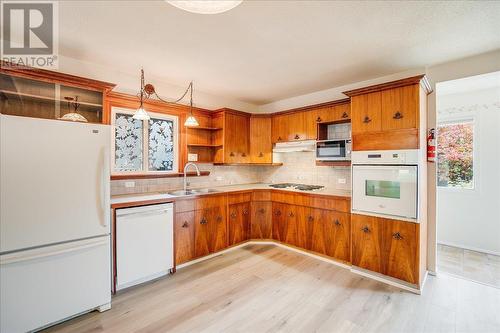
[{"x1": 437, "y1": 120, "x2": 474, "y2": 189}]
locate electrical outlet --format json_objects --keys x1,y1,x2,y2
[
  {"x1": 337, "y1": 178, "x2": 346, "y2": 184},
  {"x1": 124, "y1": 181, "x2": 135, "y2": 188},
  {"x1": 215, "y1": 176, "x2": 223, "y2": 181}
]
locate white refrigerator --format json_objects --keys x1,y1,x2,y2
[{"x1": 0, "y1": 115, "x2": 112, "y2": 333}]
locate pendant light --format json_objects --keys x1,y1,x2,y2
[
  {"x1": 166, "y1": 0, "x2": 242, "y2": 15},
  {"x1": 59, "y1": 96, "x2": 88, "y2": 122},
  {"x1": 132, "y1": 69, "x2": 199, "y2": 127}
]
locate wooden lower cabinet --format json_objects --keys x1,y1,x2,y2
[
  {"x1": 250, "y1": 201, "x2": 272, "y2": 239},
  {"x1": 194, "y1": 205, "x2": 227, "y2": 257},
  {"x1": 228, "y1": 202, "x2": 250, "y2": 245},
  {"x1": 174, "y1": 211, "x2": 195, "y2": 265},
  {"x1": 351, "y1": 214, "x2": 383, "y2": 273},
  {"x1": 324, "y1": 211, "x2": 351, "y2": 262},
  {"x1": 351, "y1": 214, "x2": 419, "y2": 285}
]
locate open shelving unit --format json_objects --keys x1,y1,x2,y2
[{"x1": 185, "y1": 113, "x2": 224, "y2": 164}]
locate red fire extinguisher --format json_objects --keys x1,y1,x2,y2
[{"x1": 427, "y1": 128, "x2": 436, "y2": 162}]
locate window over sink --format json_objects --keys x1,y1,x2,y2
[{"x1": 111, "y1": 107, "x2": 178, "y2": 174}]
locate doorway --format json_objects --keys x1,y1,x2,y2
[{"x1": 436, "y1": 71, "x2": 500, "y2": 288}]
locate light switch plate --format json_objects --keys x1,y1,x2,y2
[
  {"x1": 337, "y1": 178, "x2": 346, "y2": 184},
  {"x1": 188, "y1": 153, "x2": 198, "y2": 162}
]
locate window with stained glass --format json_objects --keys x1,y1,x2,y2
[{"x1": 112, "y1": 108, "x2": 178, "y2": 174}]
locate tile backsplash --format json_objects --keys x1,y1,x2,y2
[{"x1": 111, "y1": 151, "x2": 351, "y2": 195}]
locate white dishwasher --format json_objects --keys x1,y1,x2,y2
[{"x1": 116, "y1": 203, "x2": 173, "y2": 291}]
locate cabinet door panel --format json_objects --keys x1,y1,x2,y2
[
  {"x1": 228, "y1": 202, "x2": 250, "y2": 245},
  {"x1": 250, "y1": 201, "x2": 272, "y2": 239},
  {"x1": 194, "y1": 209, "x2": 211, "y2": 258},
  {"x1": 351, "y1": 92, "x2": 382, "y2": 134},
  {"x1": 209, "y1": 206, "x2": 227, "y2": 253},
  {"x1": 286, "y1": 113, "x2": 308, "y2": 141},
  {"x1": 324, "y1": 211, "x2": 350, "y2": 262},
  {"x1": 271, "y1": 114, "x2": 288, "y2": 143},
  {"x1": 309, "y1": 208, "x2": 327, "y2": 255},
  {"x1": 381, "y1": 85, "x2": 418, "y2": 131},
  {"x1": 175, "y1": 211, "x2": 195, "y2": 265},
  {"x1": 333, "y1": 103, "x2": 351, "y2": 121},
  {"x1": 272, "y1": 202, "x2": 287, "y2": 242},
  {"x1": 283, "y1": 204, "x2": 298, "y2": 246},
  {"x1": 295, "y1": 206, "x2": 311, "y2": 249},
  {"x1": 225, "y1": 113, "x2": 250, "y2": 163},
  {"x1": 382, "y1": 219, "x2": 419, "y2": 284},
  {"x1": 351, "y1": 214, "x2": 383, "y2": 273},
  {"x1": 250, "y1": 117, "x2": 272, "y2": 163}
]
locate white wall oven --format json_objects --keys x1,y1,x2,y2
[{"x1": 352, "y1": 150, "x2": 419, "y2": 221}]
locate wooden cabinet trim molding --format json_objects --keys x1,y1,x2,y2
[
  {"x1": 271, "y1": 98, "x2": 351, "y2": 117},
  {"x1": 343, "y1": 74, "x2": 432, "y2": 97},
  {"x1": 1, "y1": 61, "x2": 116, "y2": 92}
]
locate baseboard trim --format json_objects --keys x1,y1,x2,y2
[
  {"x1": 437, "y1": 241, "x2": 500, "y2": 256},
  {"x1": 177, "y1": 240, "x2": 421, "y2": 294}
]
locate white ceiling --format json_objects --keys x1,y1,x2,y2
[{"x1": 59, "y1": 1, "x2": 500, "y2": 105}]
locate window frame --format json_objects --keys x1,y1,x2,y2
[
  {"x1": 436, "y1": 115, "x2": 477, "y2": 191},
  {"x1": 111, "y1": 107, "x2": 179, "y2": 176}
]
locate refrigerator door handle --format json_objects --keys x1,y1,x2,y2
[
  {"x1": 98, "y1": 147, "x2": 110, "y2": 228},
  {"x1": 0, "y1": 237, "x2": 109, "y2": 265}
]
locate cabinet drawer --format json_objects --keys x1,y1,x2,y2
[
  {"x1": 252, "y1": 190, "x2": 271, "y2": 201},
  {"x1": 175, "y1": 199, "x2": 195, "y2": 213},
  {"x1": 227, "y1": 192, "x2": 251, "y2": 205},
  {"x1": 195, "y1": 195, "x2": 227, "y2": 210}
]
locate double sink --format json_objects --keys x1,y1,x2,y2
[{"x1": 167, "y1": 188, "x2": 220, "y2": 197}]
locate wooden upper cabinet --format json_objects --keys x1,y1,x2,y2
[
  {"x1": 381, "y1": 85, "x2": 418, "y2": 131},
  {"x1": 351, "y1": 91, "x2": 382, "y2": 134},
  {"x1": 249, "y1": 116, "x2": 272, "y2": 163},
  {"x1": 271, "y1": 114, "x2": 288, "y2": 143},
  {"x1": 224, "y1": 112, "x2": 250, "y2": 163},
  {"x1": 333, "y1": 103, "x2": 350, "y2": 121},
  {"x1": 344, "y1": 75, "x2": 431, "y2": 151}
]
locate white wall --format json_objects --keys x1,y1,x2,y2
[
  {"x1": 426, "y1": 49, "x2": 500, "y2": 271},
  {"x1": 436, "y1": 85, "x2": 500, "y2": 255}
]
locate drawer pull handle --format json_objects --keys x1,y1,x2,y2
[
  {"x1": 334, "y1": 219, "x2": 341, "y2": 226},
  {"x1": 392, "y1": 232, "x2": 403, "y2": 240},
  {"x1": 230, "y1": 212, "x2": 237, "y2": 219},
  {"x1": 242, "y1": 152, "x2": 246, "y2": 157},
  {"x1": 274, "y1": 210, "x2": 281, "y2": 216},
  {"x1": 278, "y1": 136, "x2": 282, "y2": 141},
  {"x1": 182, "y1": 221, "x2": 189, "y2": 228},
  {"x1": 288, "y1": 212, "x2": 295, "y2": 218},
  {"x1": 217, "y1": 216, "x2": 223, "y2": 222},
  {"x1": 361, "y1": 226, "x2": 370, "y2": 233},
  {"x1": 258, "y1": 208, "x2": 265, "y2": 214},
  {"x1": 243, "y1": 210, "x2": 249, "y2": 215},
  {"x1": 259, "y1": 152, "x2": 264, "y2": 157},
  {"x1": 200, "y1": 218, "x2": 208, "y2": 225},
  {"x1": 308, "y1": 215, "x2": 314, "y2": 222},
  {"x1": 294, "y1": 134, "x2": 300, "y2": 140},
  {"x1": 393, "y1": 112, "x2": 403, "y2": 120},
  {"x1": 230, "y1": 152, "x2": 235, "y2": 157},
  {"x1": 363, "y1": 116, "x2": 371, "y2": 124},
  {"x1": 342, "y1": 112, "x2": 349, "y2": 118},
  {"x1": 316, "y1": 116, "x2": 322, "y2": 122}
]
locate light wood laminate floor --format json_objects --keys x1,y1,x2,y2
[
  {"x1": 437, "y1": 243, "x2": 500, "y2": 288},
  {"x1": 45, "y1": 244, "x2": 500, "y2": 333}
]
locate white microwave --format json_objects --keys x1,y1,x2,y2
[{"x1": 316, "y1": 139, "x2": 351, "y2": 161}]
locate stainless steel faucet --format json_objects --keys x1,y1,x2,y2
[{"x1": 183, "y1": 162, "x2": 200, "y2": 192}]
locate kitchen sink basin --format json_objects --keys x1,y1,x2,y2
[
  {"x1": 193, "y1": 188, "x2": 220, "y2": 193},
  {"x1": 167, "y1": 190, "x2": 197, "y2": 196}
]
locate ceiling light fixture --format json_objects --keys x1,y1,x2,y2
[
  {"x1": 133, "y1": 69, "x2": 199, "y2": 127},
  {"x1": 166, "y1": 0, "x2": 242, "y2": 15},
  {"x1": 59, "y1": 96, "x2": 88, "y2": 122}
]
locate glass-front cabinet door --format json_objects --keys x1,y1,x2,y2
[{"x1": 0, "y1": 73, "x2": 104, "y2": 123}]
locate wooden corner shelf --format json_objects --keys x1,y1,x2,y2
[
  {"x1": 186, "y1": 126, "x2": 222, "y2": 131},
  {"x1": 187, "y1": 144, "x2": 223, "y2": 148},
  {"x1": 315, "y1": 161, "x2": 351, "y2": 167}
]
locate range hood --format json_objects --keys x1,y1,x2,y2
[{"x1": 273, "y1": 140, "x2": 316, "y2": 153}]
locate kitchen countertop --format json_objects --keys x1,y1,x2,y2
[{"x1": 111, "y1": 183, "x2": 351, "y2": 207}]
